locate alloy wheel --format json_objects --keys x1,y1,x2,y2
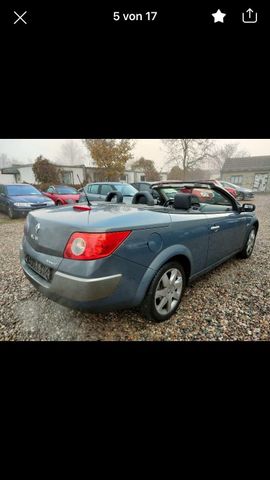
[{"x1": 154, "y1": 268, "x2": 183, "y2": 316}]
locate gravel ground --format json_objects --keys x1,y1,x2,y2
[{"x1": 1, "y1": 195, "x2": 270, "y2": 341}]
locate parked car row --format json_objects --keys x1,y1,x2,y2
[{"x1": 0, "y1": 178, "x2": 255, "y2": 219}]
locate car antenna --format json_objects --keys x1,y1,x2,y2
[{"x1": 77, "y1": 174, "x2": 92, "y2": 206}]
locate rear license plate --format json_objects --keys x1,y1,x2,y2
[{"x1": 25, "y1": 255, "x2": 52, "y2": 282}]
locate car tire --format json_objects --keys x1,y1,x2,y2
[
  {"x1": 140, "y1": 261, "x2": 186, "y2": 322},
  {"x1": 56, "y1": 201, "x2": 62, "y2": 206},
  {"x1": 8, "y1": 206, "x2": 15, "y2": 219},
  {"x1": 239, "y1": 227, "x2": 257, "y2": 259}
]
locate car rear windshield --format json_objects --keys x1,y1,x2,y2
[
  {"x1": 113, "y1": 184, "x2": 138, "y2": 196},
  {"x1": 6, "y1": 185, "x2": 41, "y2": 196},
  {"x1": 55, "y1": 187, "x2": 78, "y2": 194}
]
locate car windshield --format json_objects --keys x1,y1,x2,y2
[
  {"x1": 6, "y1": 185, "x2": 41, "y2": 196},
  {"x1": 55, "y1": 187, "x2": 78, "y2": 194},
  {"x1": 114, "y1": 184, "x2": 138, "y2": 196}
]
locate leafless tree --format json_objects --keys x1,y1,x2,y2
[
  {"x1": 162, "y1": 139, "x2": 214, "y2": 180},
  {"x1": 57, "y1": 140, "x2": 86, "y2": 165},
  {"x1": 207, "y1": 143, "x2": 250, "y2": 172}
]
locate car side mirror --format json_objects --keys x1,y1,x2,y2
[{"x1": 241, "y1": 203, "x2": 255, "y2": 212}]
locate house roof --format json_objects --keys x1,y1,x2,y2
[
  {"x1": 13, "y1": 163, "x2": 86, "y2": 169},
  {"x1": 222, "y1": 155, "x2": 270, "y2": 173},
  {"x1": 1, "y1": 167, "x2": 20, "y2": 174}
]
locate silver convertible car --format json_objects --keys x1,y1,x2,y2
[{"x1": 20, "y1": 181, "x2": 258, "y2": 322}]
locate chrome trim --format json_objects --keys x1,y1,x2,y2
[
  {"x1": 210, "y1": 225, "x2": 220, "y2": 231},
  {"x1": 55, "y1": 272, "x2": 122, "y2": 283}
]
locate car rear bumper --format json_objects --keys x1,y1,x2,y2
[{"x1": 20, "y1": 247, "x2": 122, "y2": 303}]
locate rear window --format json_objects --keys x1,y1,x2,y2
[
  {"x1": 114, "y1": 184, "x2": 138, "y2": 195},
  {"x1": 6, "y1": 185, "x2": 41, "y2": 196}
]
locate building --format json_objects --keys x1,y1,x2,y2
[
  {"x1": 1, "y1": 163, "x2": 166, "y2": 185},
  {"x1": 221, "y1": 156, "x2": 270, "y2": 192}
]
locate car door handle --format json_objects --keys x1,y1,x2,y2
[{"x1": 210, "y1": 225, "x2": 220, "y2": 231}]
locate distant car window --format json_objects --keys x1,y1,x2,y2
[
  {"x1": 100, "y1": 184, "x2": 114, "y2": 195},
  {"x1": 88, "y1": 184, "x2": 99, "y2": 194},
  {"x1": 159, "y1": 187, "x2": 179, "y2": 200},
  {"x1": 6, "y1": 185, "x2": 41, "y2": 196},
  {"x1": 115, "y1": 184, "x2": 138, "y2": 196},
  {"x1": 55, "y1": 186, "x2": 78, "y2": 194}
]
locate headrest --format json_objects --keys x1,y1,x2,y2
[
  {"x1": 173, "y1": 193, "x2": 192, "y2": 210},
  {"x1": 132, "y1": 191, "x2": 155, "y2": 206},
  {"x1": 105, "y1": 191, "x2": 123, "y2": 203}
]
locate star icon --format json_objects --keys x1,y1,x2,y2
[{"x1": 212, "y1": 9, "x2": 226, "y2": 23}]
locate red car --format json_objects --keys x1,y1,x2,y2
[
  {"x1": 179, "y1": 186, "x2": 214, "y2": 202},
  {"x1": 210, "y1": 179, "x2": 237, "y2": 197},
  {"x1": 43, "y1": 185, "x2": 80, "y2": 205}
]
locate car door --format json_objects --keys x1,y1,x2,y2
[
  {"x1": 86, "y1": 184, "x2": 102, "y2": 201},
  {"x1": 203, "y1": 189, "x2": 247, "y2": 266},
  {"x1": 100, "y1": 184, "x2": 114, "y2": 200}
]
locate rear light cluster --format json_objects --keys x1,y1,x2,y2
[{"x1": 63, "y1": 231, "x2": 131, "y2": 260}]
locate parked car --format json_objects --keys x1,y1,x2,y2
[
  {"x1": 20, "y1": 181, "x2": 258, "y2": 322},
  {"x1": 210, "y1": 179, "x2": 237, "y2": 197},
  {"x1": 0, "y1": 183, "x2": 55, "y2": 219},
  {"x1": 80, "y1": 182, "x2": 138, "y2": 204},
  {"x1": 219, "y1": 180, "x2": 254, "y2": 201},
  {"x1": 42, "y1": 185, "x2": 80, "y2": 205}
]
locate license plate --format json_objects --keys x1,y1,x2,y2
[{"x1": 25, "y1": 255, "x2": 52, "y2": 282}]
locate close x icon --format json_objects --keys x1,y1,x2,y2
[{"x1": 13, "y1": 10, "x2": 28, "y2": 24}]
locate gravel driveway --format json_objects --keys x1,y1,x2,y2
[{"x1": 1, "y1": 195, "x2": 270, "y2": 341}]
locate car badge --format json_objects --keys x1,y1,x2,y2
[{"x1": 35, "y1": 223, "x2": 40, "y2": 234}]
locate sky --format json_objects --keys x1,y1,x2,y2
[{"x1": 1, "y1": 139, "x2": 270, "y2": 170}]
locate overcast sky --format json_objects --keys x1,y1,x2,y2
[{"x1": 1, "y1": 139, "x2": 270, "y2": 170}]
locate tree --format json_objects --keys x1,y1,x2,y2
[
  {"x1": 208, "y1": 143, "x2": 250, "y2": 172},
  {"x1": 131, "y1": 157, "x2": 161, "y2": 181},
  {"x1": 32, "y1": 156, "x2": 61, "y2": 184},
  {"x1": 57, "y1": 140, "x2": 85, "y2": 165},
  {"x1": 167, "y1": 165, "x2": 183, "y2": 180},
  {"x1": 83, "y1": 139, "x2": 135, "y2": 180},
  {"x1": 162, "y1": 139, "x2": 213, "y2": 180}
]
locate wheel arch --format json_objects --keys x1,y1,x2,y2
[{"x1": 132, "y1": 246, "x2": 192, "y2": 306}]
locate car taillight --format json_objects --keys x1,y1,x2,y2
[{"x1": 63, "y1": 231, "x2": 131, "y2": 260}]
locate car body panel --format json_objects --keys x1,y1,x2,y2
[{"x1": 20, "y1": 181, "x2": 259, "y2": 313}]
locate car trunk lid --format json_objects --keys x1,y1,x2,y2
[{"x1": 25, "y1": 203, "x2": 171, "y2": 257}]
